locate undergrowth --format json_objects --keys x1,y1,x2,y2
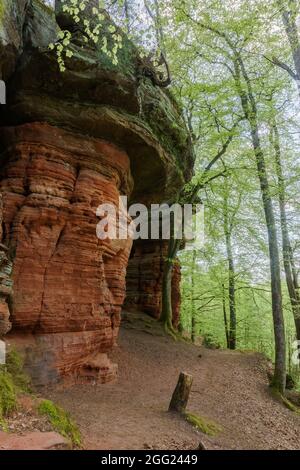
[
  {"x1": 38, "y1": 399, "x2": 82, "y2": 447},
  {"x1": 0, "y1": 349, "x2": 30, "y2": 429},
  {"x1": 0, "y1": 371, "x2": 16, "y2": 430}
]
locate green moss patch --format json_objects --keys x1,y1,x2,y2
[
  {"x1": 38, "y1": 399, "x2": 81, "y2": 447},
  {"x1": 0, "y1": 349, "x2": 31, "y2": 428},
  {"x1": 185, "y1": 412, "x2": 223, "y2": 436},
  {"x1": 0, "y1": 371, "x2": 17, "y2": 427},
  {"x1": 5, "y1": 349, "x2": 31, "y2": 393}
]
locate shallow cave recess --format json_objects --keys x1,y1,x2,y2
[{"x1": 124, "y1": 238, "x2": 181, "y2": 328}]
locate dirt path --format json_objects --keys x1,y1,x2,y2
[{"x1": 45, "y1": 318, "x2": 300, "y2": 450}]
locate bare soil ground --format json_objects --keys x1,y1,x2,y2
[{"x1": 45, "y1": 314, "x2": 300, "y2": 450}]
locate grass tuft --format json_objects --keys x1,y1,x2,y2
[
  {"x1": 38, "y1": 399, "x2": 81, "y2": 447},
  {"x1": 0, "y1": 371, "x2": 17, "y2": 429},
  {"x1": 5, "y1": 350, "x2": 31, "y2": 393}
]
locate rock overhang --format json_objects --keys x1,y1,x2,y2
[{"x1": 1, "y1": 0, "x2": 194, "y2": 204}]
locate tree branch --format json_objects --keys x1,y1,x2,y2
[{"x1": 265, "y1": 55, "x2": 298, "y2": 80}]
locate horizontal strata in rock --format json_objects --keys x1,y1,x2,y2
[{"x1": 1, "y1": 123, "x2": 132, "y2": 383}]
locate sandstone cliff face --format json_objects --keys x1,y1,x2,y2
[{"x1": 0, "y1": 0, "x2": 193, "y2": 385}]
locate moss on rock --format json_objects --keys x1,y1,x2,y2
[{"x1": 185, "y1": 412, "x2": 223, "y2": 436}]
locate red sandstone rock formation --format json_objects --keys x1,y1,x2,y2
[
  {"x1": 0, "y1": 123, "x2": 133, "y2": 383},
  {"x1": 125, "y1": 240, "x2": 181, "y2": 327},
  {"x1": 0, "y1": 431, "x2": 70, "y2": 450},
  {"x1": 0, "y1": 0, "x2": 193, "y2": 385}
]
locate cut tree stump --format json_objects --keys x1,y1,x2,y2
[{"x1": 169, "y1": 372, "x2": 193, "y2": 414}]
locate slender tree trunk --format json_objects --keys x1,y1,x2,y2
[
  {"x1": 233, "y1": 56, "x2": 286, "y2": 392},
  {"x1": 191, "y1": 249, "x2": 197, "y2": 343},
  {"x1": 124, "y1": 0, "x2": 131, "y2": 34},
  {"x1": 271, "y1": 122, "x2": 300, "y2": 339},
  {"x1": 223, "y1": 191, "x2": 236, "y2": 350},
  {"x1": 153, "y1": 0, "x2": 166, "y2": 55},
  {"x1": 279, "y1": 0, "x2": 300, "y2": 98},
  {"x1": 144, "y1": 0, "x2": 166, "y2": 55},
  {"x1": 160, "y1": 237, "x2": 180, "y2": 332},
  {"x1": 222, "y1": 283, "x2": 230, "y2": 349},
  {"x1": 161, "y1": 259, "x2": 173, "y2": 330},
  {"x1": 250, "y1": 123, "x2": 286, "y2": 392}
]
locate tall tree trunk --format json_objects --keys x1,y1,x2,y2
[
  {"x1": 161, "y1": 259, "x2": 173, "y2": 330},
  {"x1": 222, "y1": 283, "x2": 230, "y2": 349},
  {"x1": 144, "y1": 0, "x2": 166, "y2": 55},
  {"x1": 124, "y1": 0, "x2": 131, "y2": 34},
  {"x1": 279, "y1": 0, "x2": 300, "y2": 98},
  {"x1": 234, "y1": 57, "x2": 286, "y2": 392},
  {"x1": 153, "y1": 0, "x2": 166, "y2": 55},
  {"x1": 271, "y1": 122, "x2": 300, "y2": 339},
  {"x1": 223, "y1": 190, "x2": 236, "y2": 350},
  {"x1": 250, "y1": 123, "x2": 286, "y2": 392},
  {"x1": 160, "y1": 237, "x2": 180, "y2": 332},
  {"x1": 191, "y1": 249, "x2": 197, "y2": 343}
]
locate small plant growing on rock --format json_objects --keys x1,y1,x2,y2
[{"x1": 49, "y1": 0, "x2": 123, "y2": 72}]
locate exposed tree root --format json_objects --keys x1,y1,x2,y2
[{"x1": 270, "y1": 387, "x2": 300, "y2": 415}]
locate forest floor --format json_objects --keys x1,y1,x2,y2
[{"x1": 44, "y1": 312, "x2": 300, "y2": 450}]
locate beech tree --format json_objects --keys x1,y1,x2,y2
[{"x1": 275, "y1": 0, "x2": 300, "y2": 99}]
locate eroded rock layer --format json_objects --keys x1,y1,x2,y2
[{"x1": 0, "y1": 122, "x2": 133, "y2": 384}]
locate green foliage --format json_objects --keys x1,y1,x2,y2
[
  {"x1": 185, "y1": 412, "x2": 223, "y2": 436},
  {"x1": 203, "y1": 334, "x2": 221, "y2": 350},
  {"x1": 49, "y1": 0, "x2": 124, "y2": 72},
  {"x1": 0, "y1": 349, "x2": 31, "y2": 429},
  {"x1": 38, "y1": 400, "x2": 81, "y2": 447},
  {"x1": 5, "y1": 350, "x2": 31, "y2": 393},
  {"x1": 0, "y1": 371, "x2": 17, "y2": 427},
  {"x1": 0, "y1": 0, "x2": 4, "y2": 21}
]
